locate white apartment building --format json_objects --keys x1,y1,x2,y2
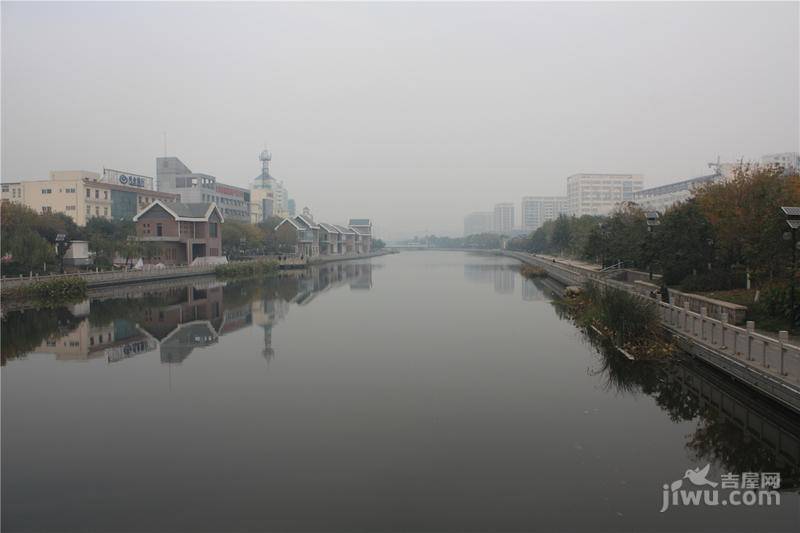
[
  {"x1": 493, "y1": 203, "x2": 515, "y2": 234},
  {"x1": 463, "y1": 211, "x2": 493, "y2": 236},
  {"x1": 762, "y1": 152, "x2": 800, "y2": 171},
  {"x1": 633, "y1": 173, "x2": 720, "y2": 213},
  {"x1": 1, "y1": 170, "x2": 179, "y2": 225},
  {"x1": 521, "y1": 196, "x2": 568, "y2": 232},
  {"x1": 566, "y1": 173, "x2": 643, "y2": 216}
]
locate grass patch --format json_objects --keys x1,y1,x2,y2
[{"x1": 698, "y1": 287, "x2": 798, "y2": 334}]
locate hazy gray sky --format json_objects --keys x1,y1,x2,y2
[{"x1": 2, "y1": 1, "x2": 798, "y2": 238}]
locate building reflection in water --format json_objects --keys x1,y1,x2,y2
[
  {"x1": 464, "y1": 263, "x2": 518, "y2": 295},
  {"x1": 465, "y1": 261, "x2": 555, "y2": 300},
  {"x1": 1, "y1": 261, "x2": 374, "y2": 366}
]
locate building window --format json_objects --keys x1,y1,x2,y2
[
  {"x1": 95, "y1": 207, "x2": 100, "y2": 216},
  {"x1": 104, "y1": 190, "x2": 108, "y2": 200},
  {"x1": 86, "y1": 188, "x2": 91, "y2": 198},
  {"x1": 104, "y1": 207, "x2": 108, "y2": 216},
  {"x1": 95, "y1": 190, "x2": 99, "y2": 199},
  {"x1": 66, "y1": 205, "x2": 76, "y2": 211},
  {"x1": 209, "y1": 223, "x2": 218, "y2": 238},
  {"x1": 41, "y1": 188, "x2": 52, "y2": 194},
  {"x1": 156, "y1": 223, "x2": 163, "y2": 236},
  {"x1": 86, "y1": 206, "x2": 91, "y2": 215}
]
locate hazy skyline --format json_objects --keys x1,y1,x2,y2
[{"x1": 2, "y1": 1, "x2": 798, "y2": 239}]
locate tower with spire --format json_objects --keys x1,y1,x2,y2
[{"x1": 250, "y1": 147, "x2": 290, "y2": 223}]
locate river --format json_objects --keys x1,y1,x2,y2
[{"x1": 2, "y1": 251, "x2": 799, "y2": 532}]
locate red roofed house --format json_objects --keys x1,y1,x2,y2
[{"x1": 133, "y1": 201, "x2": 224, "y2": 265}]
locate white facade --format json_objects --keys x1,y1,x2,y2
[
  {"x1": 633, "y1": 173, "x2": 721, "y2": 212},
  {"x1": 463, "y1": 211, "x2": 493, "y2": 236},
  {"x1": 521, "y1": 196, "x2": 568, "y2": 232},
  {"x1": 566, "y1": 173, "x2": 643, "y2": 216},
  {"x1": 493, "y1": 203, "x2": 515, "y2": 235},
  {"x1": 762, "y1": 152, "x2": 800, "y2": 170}
]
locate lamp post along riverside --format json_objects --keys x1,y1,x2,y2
[
  {"x1": 54, "y1": 233, "x2": 71, "y2": 274},
  {"x1": 645, "y1": 211, "x2": 661, "y2": 281},
  {"x1": 781, "y1": 207, "x2": 800, "y2": 328}
]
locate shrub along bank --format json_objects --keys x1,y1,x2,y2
[
  {"x1": 3, "y1": 276, "x2": 88, "y2": 306},
  {"x1": 559, "y1": 281, "x2": 675, "y2": 360},
  {"x1": 214, "y1": 260, "x2": 279, "y2": 279}
]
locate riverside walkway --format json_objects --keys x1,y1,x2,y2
[{"x1": 504, "y1": 250, "x2": 800, "y2": 414}]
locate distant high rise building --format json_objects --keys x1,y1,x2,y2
[
  {"x1": 762, "y1": 152, "x2": 800, "y2": 171},
  {"x1": 287, "y1": 198, "x2": 296, "y2": 217},
  {"x1": 156, "y1": 156, "x2": 250, "y2": 222},
  {"x1": 521, "y1": 196, "x2": 568, "y2": 232},
  {"x1": 463, "y1": 211, "x2": 494, "y2": 236},
  {"x1": 566, "y1": 174, "x2": 643, "y2": 216},
  {"x1": 493, "y1": 203, "x2": 515, "y2": 234}
]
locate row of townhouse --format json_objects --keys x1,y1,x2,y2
[{"x1": 275, "y1": 208, "x2": 372, "y2": 258}]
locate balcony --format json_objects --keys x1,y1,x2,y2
[{"x1": 138, "y1": 235, "x2": 181, "y2": 242}]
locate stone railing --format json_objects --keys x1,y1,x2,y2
[
  {"x1": 504, "y1": 251, "x2": 800, "y2": 402},
  {"x1": 656, "y1": 300, "x2": 800, "y2": 387},
  {"x1": 634, "y1": 282, "x2": 748, "y2": 325}
]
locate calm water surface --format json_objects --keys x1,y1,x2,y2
[{"x1": 2, "y1": 252, "x2": 799, "y2": 532}]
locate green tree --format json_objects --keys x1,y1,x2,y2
[
  {"x1": 0, "y1": 203, "x2": 56, "y2": 275},
  {"x1": 222, "y1": 221, "x2": 267, "y2": 256},
  {"x1": 694, "y1": 164, "x2": 800, "y2": 286},
  {"x1": 551, "y1": 215, "x2": 572, "y2": 255},
  {"x1": 655, "y1": 200, "x2": 715, "y2": 285}
]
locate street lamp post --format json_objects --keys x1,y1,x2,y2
[
  {"x1": 645, "y1": 211, "x2": 661, "y2": 281},
  {"x1": 781, "y1": 207, "x2": 800, "y2": 328},
  {"x1": 54, "y1": 233, "x2": 71, "y2": 274}
]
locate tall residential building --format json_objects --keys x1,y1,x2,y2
[
  {"x1": 762, "y1": 152, "x2": 800, "y2": 171},
  {"x1": 156, "y1": 156, "x2": 250, "y2": 222},
  {"x1": 566, "y1": 173, "x2": 643, "y2": 216},
  {"x1": 633, "y1": 173, "x2": 721, "y2": 213},
  {"x1": 493, "y1": 203, "x2": 515, "y2": 234},
  {"x1": 520, "y1": 196, "x2": 568, "y2": 232},
  {"x1": 463, "y1": 211, "x2": 493, "y2": 236},
  {"x1": 1, "y1": 171, "x2": 179, "y2": 225},
  {"x1": 287, "y1": 198, "x2": 296, "y2": 217}
]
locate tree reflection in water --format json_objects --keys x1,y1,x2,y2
[{"x1": 547, "y1": 279, "x2": 800, "y2": 490}]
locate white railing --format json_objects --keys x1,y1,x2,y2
[{"x1": 508, "y1": 251, "x2": 800, "y2": 386}]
